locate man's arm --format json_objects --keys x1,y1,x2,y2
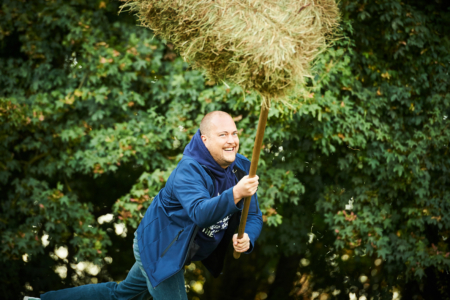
[
  {"x1": 172, "y1": 160, "x2": 242, "y2": 228},
  {"x1": 239, "y1": 192, "x2": 263, "y2": 253}
]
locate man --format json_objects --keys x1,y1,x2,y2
[{"x1": 36, "y1": 111, "x2": 263, "y2": 300}]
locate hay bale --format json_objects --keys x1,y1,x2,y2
[{"x1": 121, "y1": 0, "x2": 339, "y2": 105}]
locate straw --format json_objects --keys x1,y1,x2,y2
[{"x1": 120, "y1": 0, "x2": 339, "y2": 107}]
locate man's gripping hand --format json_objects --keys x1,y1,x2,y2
[
  {"x1": 233, "y1": 233, "x2": 250, "y2": 253},
  {"x1": 233, "y1": 175, "x2": 259, "y2": 204}
]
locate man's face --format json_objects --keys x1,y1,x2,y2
[{"x1": 201, "y1": 115, "x2": 239, "y2": 169}]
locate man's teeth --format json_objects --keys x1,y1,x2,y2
[{"x1": 224, "y1": 148, "x2": 234, "y2": 151}]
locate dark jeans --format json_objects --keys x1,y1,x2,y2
[{"x1": 41, "y1": 233, "x2": 187, "y2": 300}]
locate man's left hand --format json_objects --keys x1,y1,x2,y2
[{"x1": 232, "y1": 233, "x2": 250, "y2": 253}]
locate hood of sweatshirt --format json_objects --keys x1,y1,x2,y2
[{"x1": 183, "y1": 129, "x2": 236, "y2": 195}]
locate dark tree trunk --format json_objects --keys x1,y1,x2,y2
[
  {"x1": 267, "y1": 253, "x2": 301, "y2": 300},
  {"x1": 402, "y1": 267, "x2": 450, "y2": 300},
  {"x1": 201, "y1": 245, "x2": 268, "y2": 300}
]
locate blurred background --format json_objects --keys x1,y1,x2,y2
[{"x1": 1, "y1": 0, "x2": 450, "y2": 299}]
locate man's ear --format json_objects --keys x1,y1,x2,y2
[{"x1": 201, "y1": 135, "x2": 207, "y2": 143}]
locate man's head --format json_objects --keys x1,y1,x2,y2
[{"x1": 200, "y1": 111, "x2": 239, "y2": 169}]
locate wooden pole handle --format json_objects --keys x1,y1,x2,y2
[{"x1": 233, "y1": 105, "x2": 269, "y2": 259}]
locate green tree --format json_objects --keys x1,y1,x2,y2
[
  {"x1": 250, "y1": 1, "x2": 450, "y2": 299},
  {"x1": 0, "y1": 0, "x2": 300, "y2": 298},
  {"x1": 1, "y1": 0, "x2": 450, "y2": 300}
]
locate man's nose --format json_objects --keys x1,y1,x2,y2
[{"x1": 226, "y1": 134, "x2": 235, "y2": 144}]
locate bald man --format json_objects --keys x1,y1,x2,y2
[{"x1": 39, "y1": 111, "x2": 263, "y2": 300}]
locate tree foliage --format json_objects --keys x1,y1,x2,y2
[{"x1": 1, "y1": 0, "x2": 450, "y2": 299}]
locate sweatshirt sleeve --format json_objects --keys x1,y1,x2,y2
[
  {"x1": 235, "y1": 155, "x2": 263, "y2": 254},
  {"x1": 173, "y1": 160, "x2": 242, "y2": 228},
  {"x1": 243, "y1": 192, "x2": 263, "y2": 254}
]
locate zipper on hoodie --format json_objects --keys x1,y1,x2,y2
[
  {"x1": 183, "y1": 225, "x2": 200, "y2": 265},
  {"x1": 201, "y1": 165, "x2": 216, "y2": 197},
  {"x1": 161, "y1": 229, "x2": 184, "y2": 258}
]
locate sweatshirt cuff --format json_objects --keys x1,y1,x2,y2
[
  {"x1": 245, "y1": 238, "x2": 255, "y2": 254},
  {"x1": 226, "y1": 187, "x2": 243, "y2": 211}
]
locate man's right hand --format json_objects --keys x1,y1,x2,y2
[{"x1": 233, "y1": 175, "x2": 259, "y2": 204}]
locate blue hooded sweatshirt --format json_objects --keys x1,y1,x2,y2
[
  {"x1": 132, "y1": 131, "x2": 263, "y2": 288},
  {"x1": 183, "y1": 129, "x2": 238, "y2": 260}
]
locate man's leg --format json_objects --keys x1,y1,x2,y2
[
  {"x1": 40, "y1": 261, "x2": 151, "y2": 300},
  {"x1": 133, "y1": 236, "x2": 187, "y2": 300},
  {"x1": 140, "y1": 268, "x2": 187, "y2": 300}
]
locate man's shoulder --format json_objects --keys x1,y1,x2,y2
[
  {"x1": 236, "y1": 153, "x2": 250, "y2": 162},
  {"x1": 176, "y1": 156, "x2": 203, "y2": 171},
  {"x1": 175, "y1": 156, "x2": 210, "y2": 178},
  {"x1": 179, "y1": 155, "x2": 199, "y2": 164},
  {"x1": 235, "y1": 153, "x2": 250, "y2": 172}
]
